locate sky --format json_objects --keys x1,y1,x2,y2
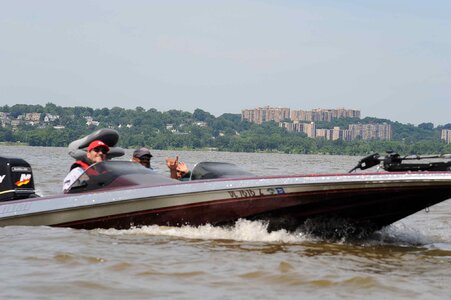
[{"x1": 0, "y1": 0, "x2": 450, "y2": 126}]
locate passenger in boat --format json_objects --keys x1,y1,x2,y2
[
  {"x1": 166, "y1": 156, "x2": 191, "y2": 180},
  {"x1": 132, "y1": 147, "x2": 153, "y2": 169},
  {"x1": 62, "y1": 140, "x2": 109, "y2": 192}
]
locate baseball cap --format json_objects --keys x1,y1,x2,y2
[
  {"x1": 133, "y1": 147, "x2": 153, "y2": 159},
  {"x1": 87, "y1": 140, "x2": 110, "y2": 152}
]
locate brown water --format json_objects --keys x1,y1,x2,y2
[{"x1": 1, "y1": 146, "x2": 450, "y2": 299}]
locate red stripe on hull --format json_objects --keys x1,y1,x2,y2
[{"x1": 55, "y1": 185, "x2": 451, "y2": 232}]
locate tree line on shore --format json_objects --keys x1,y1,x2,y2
[{"x1": 1, "y1": 103, "x2": 450, "y2": 156}]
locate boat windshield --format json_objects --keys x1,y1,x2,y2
[
  {"x1": 190, "y1": 161, "x2": 254, "y2": 180},
  {"x1": 67, "y1": 161, "x2": 175, "y2": 194}
]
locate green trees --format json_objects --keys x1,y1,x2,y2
[{"x1": 0, "y1": 103, "x2": 449, "y2": 156}]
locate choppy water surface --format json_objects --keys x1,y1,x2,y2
[{"x1": 1, "y1": 146, "x2": 450, "y2": 299}]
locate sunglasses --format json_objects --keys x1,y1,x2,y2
[{"x1": 92, "y1": 147, "x2": 108, "y2": 154}]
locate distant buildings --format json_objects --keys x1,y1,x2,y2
[
  {"x1": 44, "y1": 113, "x2": 59, "y2": 123},
  {"x1": 348, "y1": 123, "x2": 392, "y2": 141},
  {"x1": 280, "y1": 121, "x2": 316, "y2": 138},
  {"x1": 85, "y1": 116, "x2": 100, "y2": 126},
  {"x1": 442, "y1": 129, "x2": 451, "y2": 144},
  {"x1": 24, "y1": 112, "x2": 41, "y2": 122},
  {"x1": 279, "y1": 121, "x2": 392, "y2": 141},
  {"x1": 241, "y1": 106, "x2": 290, "y2": 124},
  {"x1": 0, "y1": 112, "x2": 65, "y2": 128},
  {"x1": 291, "y1": 108, "x2": 360, "y2": 122},
  {"x1": 0, "y1": 112, "x2": 9, "y2": 127},
  {"x1": 1, "y1": 106, "x2": 442, "y2": 144},
  {"x1": 242, "y1": 107, "x2": 360, "y2": 124},
  {"x1": 243, "y1": 106, "x2": 390, "y2": 141},
  {"x1": 194, "y1": 121, "x2": 208, "y2": 127}
]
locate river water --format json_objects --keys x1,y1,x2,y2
[{"x1": 0, "y1": 146, "x2": 450, "y2": 299}]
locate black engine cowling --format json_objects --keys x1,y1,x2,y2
[{"x1": 0, "y1": 156, "x2": 38, "y2": 202}]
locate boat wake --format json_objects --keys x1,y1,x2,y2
[
  {"x1": 97, "y1": 219, "x2": 307, "y2": 243},
  {"x1": 96, "y1": 218, "x2": 442, "y2": 247}
]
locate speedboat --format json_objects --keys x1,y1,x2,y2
[{"x1": 1, "y1": 129, "x2": 450, "y2": 236}]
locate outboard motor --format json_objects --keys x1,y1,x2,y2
[{"x1": 0, "y1": 156, "x2": 38, "y2": 202}]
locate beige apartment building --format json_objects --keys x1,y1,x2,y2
[
  {"x1": 244, "y1": 106, "x2": 391, "y2": 141},
  {"x1": 280, "y1": 121, "x2": 316, "y2": 138},
  {"x1": 291, "y1": 108, "x2": 360, "y2": 122},
  {"x1": 442, "y1": 129, "x2": 451, "y2": 144},
  {"x1": 243, "y1": 107, "x2": 360, "y2": 124},
  {"x1": 348, "y1": 123, "x2": 392, "y2": 140},
  {"x1": 315, "y1": 128, "x2": 332, "y2": 140},
  {"x1": 282, "y1": 122, "x2": 392, "y2": 141},
  {"x1": 314, "y1": 127, "x2": 343, "y2": 141},
  {"x1": 241, "y1": 106, "x2": 290, "y2": 124}
]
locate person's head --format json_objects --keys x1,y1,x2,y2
[
  {"x1": 132, "y1": 147, "x2": 153, "y2": 168},
  {"x1": 86, "y1": 140, "x2": 109, "y2": 164},
  {"x1": 176, "y1": 162, "x2": 189, "y2": 179}
]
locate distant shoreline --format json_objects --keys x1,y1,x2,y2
[
  {"x1": 0, "y1": 142, "x2": 28, "y2": 146},
  {"x1": 0, "y1": 143, "x2": 358, "y2": 156}
]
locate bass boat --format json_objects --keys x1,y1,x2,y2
[{"x1": 1, "y1": 130, "x2": 450, "y2": 236}]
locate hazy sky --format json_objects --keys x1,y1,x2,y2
[{"x1": 1, "y1": 0, "x2": 450, "y2": 125}]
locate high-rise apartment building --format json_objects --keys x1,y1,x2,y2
[
  {"x1": 348, "y1": 123, "x2": 392, "y2": 140},
  {"x1": 282, "y1": 122, "x2": 392, "y2": 141},
  {"x1": 245, "y1": 106, "x2": 394, "y2": 142},
  {"x1": 242, "y1": 106, "x2": 290, "y2": 124},
  {"x1": 279, "y1": 121, "x2": 316, "y2": 138},
  {"x1": 442, "y1": 129, "x2": 451, "y2": 144},
  {"x1": 291, "y1": 108, "x2": 360, "y2": 122},
  {"x1": 244, "y1": 107, "x2": 360, "y2": 124},
  {"x1": 315, "y1": 128, "x2": 333, "y2": 140}
]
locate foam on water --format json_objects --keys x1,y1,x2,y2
[
  {"x1": 97, "y1": 219, "x2": 308, "y2": 243},
  {"x1": 97, "y1": 218, "x2": 449, "y2": 247},
  {"x1": 370, "y1": 222, "x2": 435, "y2": 246}
]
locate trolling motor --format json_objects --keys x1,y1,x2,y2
[
  {"x1": 0, "y1": 156, "x2": 39, "y2": 202},
  {"x1": 349, "y1": 151, "x2": 451, "y2": 173},
  {"x1": 348, "y1": 153, "x2": 381, "y2": 173}
]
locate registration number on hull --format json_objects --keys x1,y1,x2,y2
[{"x1": 227, "y1": 187, "x2": 285, "y2": 199}]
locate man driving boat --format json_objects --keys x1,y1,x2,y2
[{"x1": 63, "y1": 140, "x2": 109, "y2": 192}]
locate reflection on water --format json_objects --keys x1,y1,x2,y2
[{"x1": 0, "y1": 146, "x2": 451, "y2": 299}]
